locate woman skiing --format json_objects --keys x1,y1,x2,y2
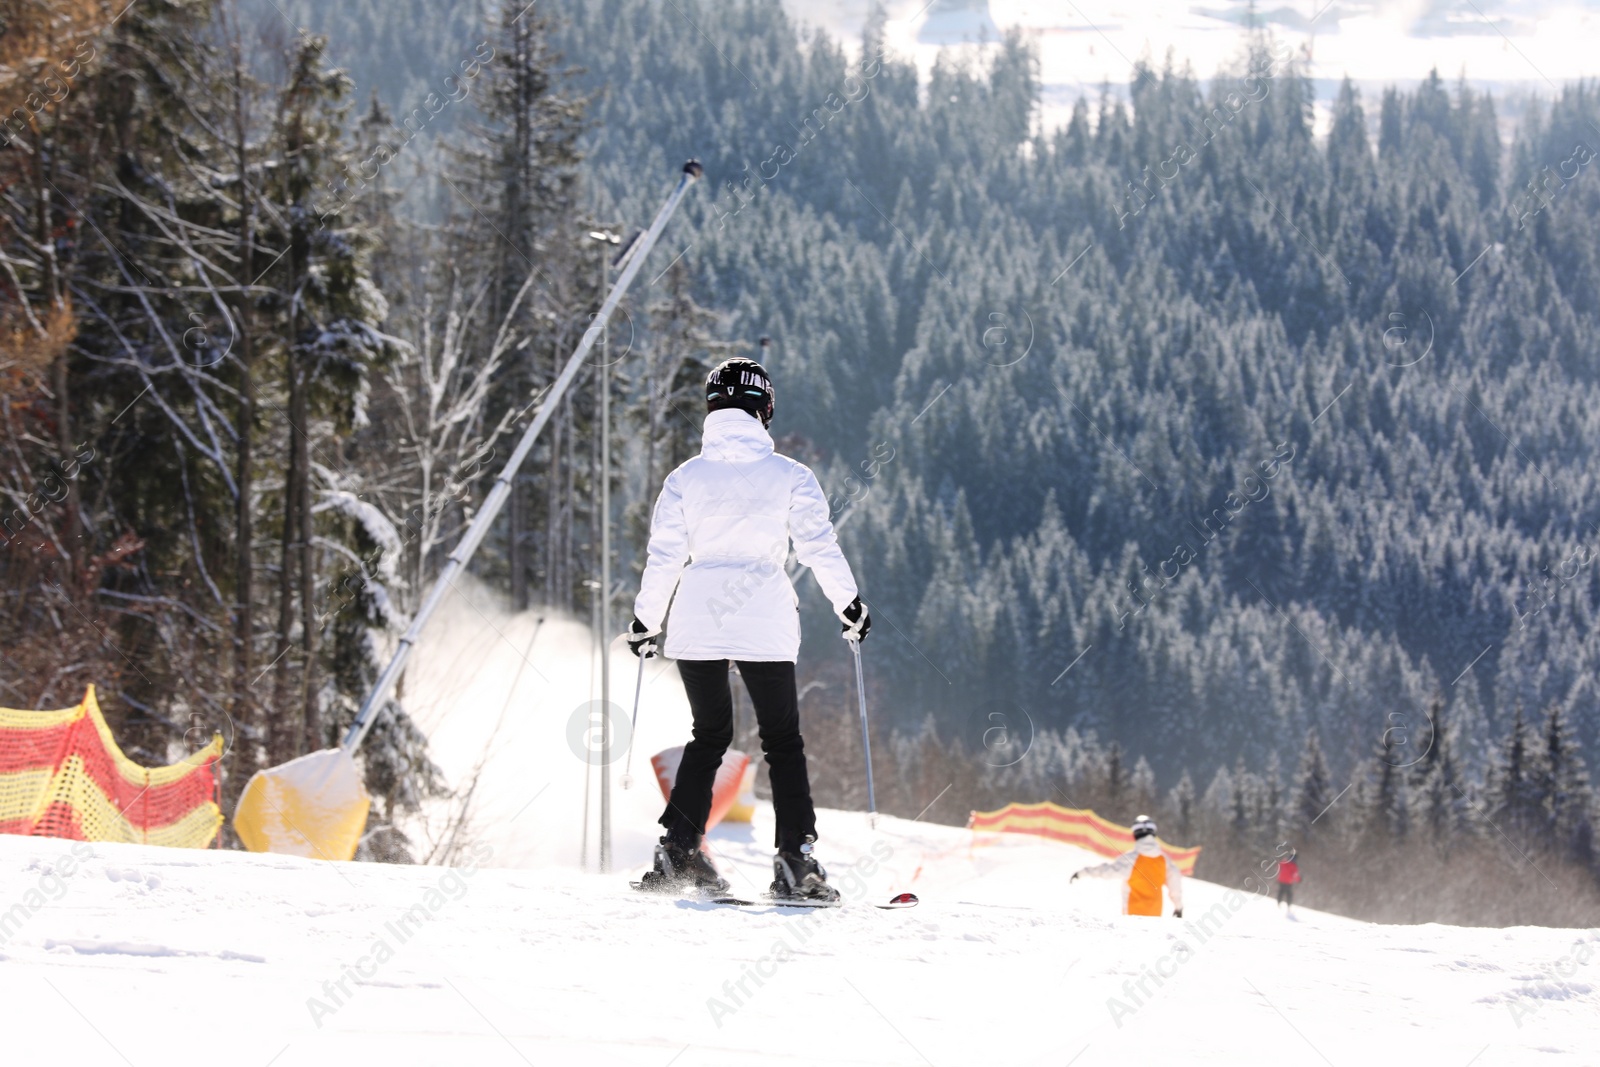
[
  {"x1": 628, "y1": 357, "x2": 869, "y2": 901},
  {"x1": 1070, "y1": 815, "x2": 1185, "y2": 918}
]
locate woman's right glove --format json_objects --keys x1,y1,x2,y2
[
  {"x1": 840, "y1": 596, "x2": 871, "y2": 642},
  {"x1": 627, "y1": 615, "x2": 660, "y2": 659}
]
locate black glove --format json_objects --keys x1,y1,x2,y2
[
  {"x1": 627, "y1": 615, "x2": 660, "y2": 659},
  {"x1": 1070, "y1": 871, "x2": 1081, "y2": 883},
  {"x1": 840, "y1": 596, "x2": 871, "y2": 642},
  {"x1": 1173, "y1": 908, "x2": 1183, "y2": 919}
]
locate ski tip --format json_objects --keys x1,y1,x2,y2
[{"x1": 879, "y1": 892, "x2": 920, "y2": 909}]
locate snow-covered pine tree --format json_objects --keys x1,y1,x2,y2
[
  {"x1": 1167, "y1": 771, "x2": 1197, "y2": 842},
  {"x1": 1538, "y1": 703, "x2": 1593, "y2": 864},
  {"x1": 1489, "y1": 706, "x2": 1549, "y2": 851},
  {"x1": 1290, "y1": 729, "x2": 1335, "y2": 840},
  {"x1": 1130, "y1": 755, "x2": 1157, "y2": 817},
  {"x1": 1103, "y1": 741, "x2": 1129, "y2": 819},
  {"x1": 1413, "y1": 696, "x2": 1472, "y2": 852},
  {"x1": 1372, "y1": 727, "x2": 1411, "y2": 843},
  {"x1": 1229, "y1": 754, "x2": 1256, "y2": 844},
  {"x1": 454, "y1": 0, "x2": 586, "y2": 612},
  {"x1": 262, "y1": 34, "x2": 410, "y2": 762}
]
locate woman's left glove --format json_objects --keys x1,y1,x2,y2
[
  {"x1": 840, "y1": 597, "x2": 871, "y2": 642},
  {"x1": 627, "y1": 616, "x2": 661, "y2": 659}
]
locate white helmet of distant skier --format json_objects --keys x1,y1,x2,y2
[{"x1": 1131, "y1": 815, "x2": 1158, "y2": 841}]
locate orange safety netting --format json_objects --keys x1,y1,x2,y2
[
  {"x1": 968, "y1": 800, "x2": 1201, "y2": 876},
  {"x1": 0, "y1": 685, "x2": 222, "y2": 848}
]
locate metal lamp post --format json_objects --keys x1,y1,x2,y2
[{"x1": 587, "y1": 228, "x2": 621, "y2": 872}]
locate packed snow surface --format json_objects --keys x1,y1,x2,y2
[{"x1": 3, "y1": 806, "x2": 1597, "y2": 1065}]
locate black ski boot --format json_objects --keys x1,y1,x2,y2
[
  {"x1": 638, "y1": 834, "x2": 730, "y2": 895},
  {"x1": 770, "y1": 835, "x2": 840, "y2": 903}
]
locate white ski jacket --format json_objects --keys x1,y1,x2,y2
[{"x1": 634, "y1": 408, "x2": 859, "y2": 661}]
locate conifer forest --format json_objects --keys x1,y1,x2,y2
[{"x1": 4, "y1": 0, "x2": 1600, "y2": 925}]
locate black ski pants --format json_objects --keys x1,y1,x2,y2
[{"x1": 661, "y1": 659, "x2": 816, "y2": 852}]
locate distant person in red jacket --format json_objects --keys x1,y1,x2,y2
[{"x1": 1276, "y1": 848, "x2": 1301, "y2": 914}]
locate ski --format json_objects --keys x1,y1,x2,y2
[
  {"x1": 632, "y1": 878, "x2": 918, "y2": 909},
  {"x1": 709, "y1": 895, "x2": 837, "y2": 909},
  {"x1": 709, "y1": 891, "x2": 919, "y2": 910},
  {"x1": 630, "y1": 879, "x2": 730, "y2": 898}
]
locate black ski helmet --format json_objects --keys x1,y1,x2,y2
[{"x1": 705, "y1": 358, "x2": 775, "y2": 428}]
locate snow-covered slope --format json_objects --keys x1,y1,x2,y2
[
  {"x1": 783, "y1": 0, "x2": 1600, "y2": 136},
  {"x1": 2, "y1": 808, "x2": 1595, "y2": 1065}
]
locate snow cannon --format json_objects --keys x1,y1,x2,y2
[
  {"x1": 233, "y1": 748, "x2": 370, "y2": 860},
  {"x1": 650, "y1": 746, "x2": 750, "y2": 832},
  {"x1": 724, "y1": 760, "x2": 758, "y2": 823},
  {"x1": 230, "y1": 160, "x2": 702, "y2": 858}
]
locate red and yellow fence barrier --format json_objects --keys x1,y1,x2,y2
[
  {"x1": 0, "y1": 685, "x2": 222, "y2": 848},
  {"x1": 968, "y1": 801, "x2": 1201, "y2": 876}
]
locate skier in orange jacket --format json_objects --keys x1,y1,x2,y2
[{"x1": 1071, "y1": 815, "x2": 1185, "y2": 917}]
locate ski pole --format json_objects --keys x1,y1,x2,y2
[
  {"x1": 851, "y1": 639, "x2": 877, "y2": 824},
  {"x1": 619, "y1": 649, "x2": 647, "y2": 790}
]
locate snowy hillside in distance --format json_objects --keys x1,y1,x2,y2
[
  {"x1": 782, "y1": 0, "x2": 1600, "y2": 134},
  {"x1": 4, "y1": 806, "x2": 1596, "y2": 1065}
]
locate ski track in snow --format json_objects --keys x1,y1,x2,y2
[{"x1": 2, "y1": 808, "x2": 1597, "y2": 1066}]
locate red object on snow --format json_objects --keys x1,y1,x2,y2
[
  {"x1": 649, "y1": 746, "x2": 750, "y2": 832},
  {"x1": 1278, "y1": 859, "x2": 1301, "y2": 884}
]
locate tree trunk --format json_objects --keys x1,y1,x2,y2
[
  {"x1": 233, "y1": 329, "x2": 255, "y2": 739},
  {"x1": 569, "y1": 390, "x2": 582, "y2": 607},
  {"x1": 510, "y1": 472, "x2": 526, "y2": 610},
  {"x1": 271, "y1": 354, "x2": 304, "y2": 761},
  {"x1": 544, "y1": 380, "x2": 561, "y2": 605},
  {"x1": 298, "y1": 412, "x2": 319, "y2": 752},
  {"x1": 231, "y1": 48, "x2": 257, "y2": 758},
  {"x1": 35, "y1": 133, "x2": 78, "y2": 579}
]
